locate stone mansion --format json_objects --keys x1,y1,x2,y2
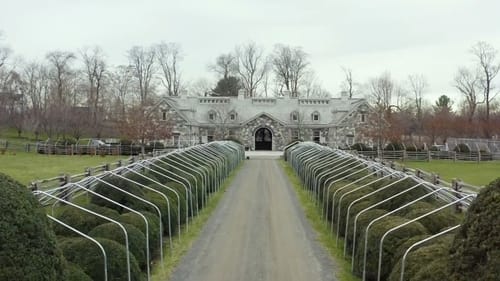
[{"x1": 158, "y1": 91, "x2": 373, "y2": 151}]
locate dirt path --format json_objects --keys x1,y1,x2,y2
[{"x1": 169, "y1": 158, "x2": 337, "y2": 281}]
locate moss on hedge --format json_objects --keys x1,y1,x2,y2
[
  {"x1": 89, "y1": 222, "x2": 147, "y2": 270},
  {"x1": 60, "y1": 237, "x2": 144, "y2": 281},
  {"x1": 0, "y1": 173, "x2": 66, "y2": 281},
  {"x1": 449, "y1": 177, "x2": 500, "y2": 281}
]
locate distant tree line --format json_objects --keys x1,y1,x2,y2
[{"x1": 1, "y1": 31, "x2": 500, "y2": 145}]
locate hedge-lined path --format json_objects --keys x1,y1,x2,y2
[{"x1": 169, "y1": 158, "x2": 336, "y2": 281}]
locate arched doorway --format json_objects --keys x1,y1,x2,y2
[{"x1": 255, "y1": 128, "x2": 272, "y2": 150}]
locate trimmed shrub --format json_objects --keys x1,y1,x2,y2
[
  {"x1": 119, "y1": 212, "x2": 161, "y2": 259},
  {"x1": 148, "y1": 182, "x2": 187, "y2": 226},
  {"x1": 453, "y1": 143, "x2": 470, "y2": 153},
  {"x1": 351, "y1": 143, "x2": 372, "y2": 151},
  {"x1": 403, "y1": 202, "x2": 461, "y2": 233},
  {"x1": 89, "y1": 222, "x2": 147, "y2": 270},
  {"x1": 60, "y1": 237, "x2": 144, "y2": 281},
  {"x1": 352, "y1": 209, "x2": 389, "y2": 274},
  {"x1": 0, "y1": 173, "x2": 66, "y2": 281},
  {"x1": 126, "y1": 171, "x2": 159, "y2": 186},
  {"x1": 143, "y1": 189, "x2": 179, "y2": 236},
  {"x1": 449, "y1": 178, "x2": 500, "y2": 281},
  {"x1": 356, "y1": 215, "x2": 429, "y2": 280},
  {"x1": 385, "y1": 142, "x2": 405, "y2": 151},
  {"x1": 65, "y1": 263, "x2": 93, "y2": 281},
  {"x1": 53, "y1": 204, "x2": 120, "y2": 236},
  {"x1": 90, "y1": 176, "x2": 146, "y2": 213},
  {"x1": 388, "y1": 235, "x2": 453, "y2": 281}
]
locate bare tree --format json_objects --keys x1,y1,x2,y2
[
  {"x1": 156, "y1": 42, "x2": 183, "y2": 96},
  {"x1": 341, "y1": 67, "x2": 356, "y2": 98},
  {"x1": 20, "y1": 62, "x2": 51, "y2": 139},
  {"x1": 301, "y1": 71, "x2": 330, "y2": 98},
  {"x1": 45, "y1": 51, "x2": 75, "y2": 105},
  {"x1": 80, "y1": 46, "x2": 107, "y2": 132},
  {"x1": 454, "y1": 68, "x2": 480, "y2": 122},
  {"x1": 110, "y1": 65, "x2": 133, "y2": 118},
  {"x1": 471, "y1": 41, "x2": 500, "y2": 122},
  {"x1": 128, "y1": 45, "x2": 157, "y2": 105},
  {"x1": 408, "y1": 74, "x2": 428, "y2": 126},
  {"x1": 271, "y1": 44, "x2": 309, "y2": 97},
  {"x1": 0, "y1": 31, "x2": 11, "y2": 69},
  {"x1": 369, "y1": 72, "x2": 394, "y2": 115},
  {"x1": 209, "y1": 53, "x2": 237, "y2": 79},
  {"x1": 189, "y1": 78, "x2": 212, "y2": 96},
  {"x1": 235, "y1": 42, "x2": 268, "y2": 97}
]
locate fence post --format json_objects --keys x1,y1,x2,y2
[
  {"x1": 452, "y1": 178, "x2": 463, "y2": 213},
  {"x1": 427, "y1": 150, "x2": 431, "y2": 162}
]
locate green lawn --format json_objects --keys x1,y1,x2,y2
[
  {"x1": 401, "y1": 160, "x2": 500, "y2": 187},
  {"x1": 0, "y1": 152, "x2": 126, "y2": 185}
]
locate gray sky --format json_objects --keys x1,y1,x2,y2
[{"x1": 2, "y1": 0, "x2": 500, "y2": 103}]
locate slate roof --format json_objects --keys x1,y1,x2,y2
[{"x1": 160, "y1": 95, "x2": 369, "y2": 127}]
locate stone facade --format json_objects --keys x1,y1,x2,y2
[{"x1": 157, "y1": 91, "x2": 375, "y2": 150}]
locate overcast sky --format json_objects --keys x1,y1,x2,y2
[{"x1": 2, "y1": 0, "x2": 500, "y2": 103}]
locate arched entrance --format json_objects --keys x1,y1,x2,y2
[{"x1": 255, "y1": 128, "x2": 272, "y2": 150}]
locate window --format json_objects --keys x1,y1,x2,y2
[
  {"x1": 162, "y1": 111, "x2": 167, "y2": 121},
  {"x1": 312, "y1": 112, "x2": 320, "y2": 121},
  {"x1": 313, "y1": 130, "x2": 321, "y2": 143},
  {"x1": 360, "y1": 113, "x2": 366, "y2": 123},
  {"x1": 229, "y1": 111, "x2": 237, "y2": 121},
  {"x1": 291, "y1": 129, "x2": 300, "y2": 141},
  {"x1": 208, "y1": 110, "x2": 216, "y2": 121},
  {"x1": 291, "y1": 111, "x2": 299, "y2": 122}
]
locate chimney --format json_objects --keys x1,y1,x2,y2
[
  {"x1": 340, "y1": 90, "x2": 349, "y2": 100},
  {"x1": 238, "y1": 89, "x2": 245, "y2": 100}
]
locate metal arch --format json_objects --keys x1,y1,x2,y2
[
  {"x1": 73, "y1": 182, "x2": 149, "y2": 281},
  {"x1": 34, "y1": 190, "x2": 130, "y2": 281},
  {"x1": 323, "y1": 161, "x2": 377, "y2": 223},
  {"x1": 342, "y1": 175, "x2": 410, "y2": 256},
  {"x1": 302, "y1": 150, "x2": 333, "y2": 189},
  {"x1": 91, "y1": 176, "x2": 156, "y2": 279},
  {"x1": 148, "y1": 157, "x2": 199, "y2": 215},
  {"x1": 123, "y1": 167, "x2": 182, "y2": 238},
  {"x1": 185, "y1": 148, "x2": 220, "y2": 193},
  {"x1": 331, "y1": 170, "x2": 396, "y2": 235},
  {"x1": 351, "y1": 181, "x2": 426, "y2": 270},
  {"x1": 198, "y1": 145, "x2": 227, "y2": 185},
  {"x1": 399, "y1": 225, "x2": 461, "y2": 281},
  {"x1": 48, "y1": 215, "x2": 109, "y2": 281},
  {"x1": 173, "y1": 151, "x2": 211, "y2": 196},
  {"x1": 317, "y1": 156, "x2": 372, "y2": 207},
  {"x1": 309, "y1": 153, "x2": 344, "y2": 196},
  {"x1": 361, "y1": 187, "x2": 446, "y2": 281},
  {"x1": 156, "y1": 155, "x2": 204, "y2": 210},
  {"x1": 376, "y1": 195, "x2": 475, "y2": 281},
  {"x1": 335, "y1": 171, "x2": 399, "y2": 245},
  {"x1": 323, "y1": 166, "x2": 381, "y2": 221},
  {"x1": 314, "y1": 154, "x2": 355, "y2": 204},
  {"x1": 109, "y1": 170, "x2": 171, "y2": 256},
  {"x1": 133, "y1": 162, "x2": 192, "y2": 232}
]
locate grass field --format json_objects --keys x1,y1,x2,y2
[
  {"x1": 0, "y1": 152, "x2": 126, "y2": 185},
  {"x1": 401, "y1": 160, "x2": 500, "y2": 187}
]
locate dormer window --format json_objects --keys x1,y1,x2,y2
[
  {"x1": 312, "y1": 111, "x2": 320, "y2": 121},
  {"x1": 360, "y1": 113, "x2": 366, "y2": 123},
  {"x1": 228, "y1": 111, "x2": 237, "y2": 121},
  {"x1": 208, "y1": 110, "x2": 217, "y2": 121}
]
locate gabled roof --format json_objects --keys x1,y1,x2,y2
[
  {"x1": 159, "y1": 95, "x2": 371, "y2": 126},
  {"x1": 241, "y1": 111, "x2": 287, "y2": 126}
]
